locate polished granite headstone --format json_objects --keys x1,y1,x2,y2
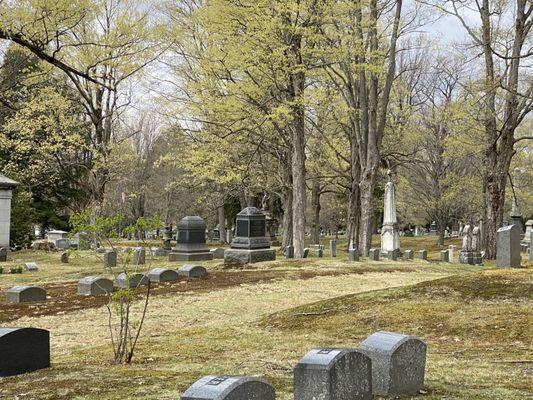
[
  {"x1": 0, "y1": 328, "x2": 50, "y2": 376},
  {"x1": 169, "y1": 216, "x2": 213, "y2": 262},
  {"x1": 6, "y1": 285, "x2": 46, "y2": 303},
  {"x1": 178, "y1": 265, "x2": 207, "y2": 278},
  {"x1": 148, "y1": 268, "x2": 179, "y2": 283},
  {"x1": 77, "y1": 276, "x2": 114, "y2": 295}
]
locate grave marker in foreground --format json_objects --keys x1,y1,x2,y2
[
  {"x1": 181, "y1": 375, "x2": 275, "y2": 400},
  {"x1": 0, "y1": 328, "x2": 50, "y2": 377},
  {"x1": 6, "y1": 285, "x2": 46, "y2": 303},
  {"x1": 496, "y1": 225, "x2": 521, "y2": 268}
]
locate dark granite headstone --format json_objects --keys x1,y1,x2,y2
[
  {"x1": 417, "y1": 250, "x2": 427, "y2": 260},
  {"x1": 6, "y1": 285, "x2": 46, "y2": 303},
  {"x1": 496, "y1": 225, "x2": 521, "y2": 268},
  {"x1": 294, "y1": 348, "x2": 372, "y2": 400},
  {"x1": 170, "y1": 216, "x2": 213, "y2": 261},
  {"x1": 403, "y1": 249, "x2": 413, "y2": 260},
  {"x1": 303, "y1": 248, "x2": 310, "y2": 258},
  {"x1": 77, "y1": 276, "x2": 114, "y2": 295},
  {"x1": 178, "y1": 265, "x2": 207, "y2": 278},
  {"x1": 60, "y1": 251, "x2": 69, "y2": 263},
  {"x1": 24, "y1": 262, "x2": 38, "y2": 272},
  {"x1": 440, "y1": 250, "x2": 449, "y2": 262},
  {"x1": 286, "y1": 245, "x2": 294, "y2": 259},
  {"x1": 0, "y1": 328, "x2": 50, "y2": 376},
  {"x1": 359, "y1": 331, "x2": 426, "y2": 396},
  {"x1": 349, "y1": 248, "x2": 359, "y2": 261},
  {"x1": 387, "y1": 250, "x2": 398, "y2": 261},
  {"x1": 318, "y1": 248, "x2": 324, "y2": 258},
  {"x1": 0, "y1": 247, "x2": 7, "y2": 262},
  {"x1": 115, "y1": 272, "x2": 149, "y2": 289},
  {"x1": 368, "y1": 248, "x2": 380, "y2": 261},
  {"x1": 148, "y1": 268, "x2": 179, "y2": 283},
  {"x1": 104, "y1": 250, "x2": 117, "y2": 268},
  {"x1": 181, "y1": 375, "x2": 275, "y2": 400},
  {"x1": 132, "y1": 248, "x2": 146, "y2": 265},
  {"x1": 330, "y1": 240, "x2": 337, "y2": 257}
]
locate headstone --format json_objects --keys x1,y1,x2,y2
[
  {"x1": 448, "y1": 245, "x2": 457, "y2": 263},
  {"x1": 429, "y1": 221, "x2": 438, "y2": 236},
  {"x1": 181, "y1": 375, "x2": 275, "y2": 400},
  {"x1": 329, "y1": 240, "x2": 337, "y2": 257},
  {"x1": 163, "y1": 226, "x2": 173, "y2": 250},
  {"x1": 224, "y1": 208, "x2": 276, "y2": 264},
  {"x1": 522, "y1": 220, "x2": 532, "y2": 245},
  {"x1": 414, "y1": 226, "x2": 420, "y2": 236},
  {"x1": 169, "y1": 216, "x2": 213, "y2": 262},
  {"x1": 471, "y1": 227, "x2": 482, "y2": 264},
  {"x1": 286, "y1": 245, "x2": 294, "y2": 259},
  {"x1": 71, "y1": 232, "x2": 90, "y2": 250},
  {"x1": 46, "y1": 229, "x2": 67, "y2": 242},
  {"x1": 210, "y1": 248, "x2": 225, "y2": 259},
  {"x1": 0, "y1": 175, "x2": 18, "y2": 248},
  {"x1": 0, "y1": 328, "x2": 50, "y2": 376},
  {"x1": 381, "y1": 172, "x2": 401, "y2": 255},
  {"x1": 529, "y1": 231, "x2": 533, "y2": 262},
  {"x1": 226, "y1": 230, "x2": 233, "y2": 244},
  {"x1": 294, "y1": 348, "x2": 372, "y2": 400},
  {"x1": 303, "y1": 248, "x2": 310, "y2": 258},
  {"x1": 104, "y1": 250, "x2": 117, "y2": 268},
  {"x1": 54, "y1": 238, "x2": 69, "y2": 250},
  {"x1": 317, "y1": 248, "x2": 323, "y2": 258},
  {"x1": 77, "y1": 276, "x2": 114, "y2": 295},
  {"x1": 459, "y1": 225, "x2": 474, "y2": 264},
  {"x1": 6, "y1": 285, "x2": 46, "y2": 303},
  {"x1": 148, "y1": 268, "x2": 179, "y2": 283},
  {"x1": 368, "y1": 248, "x2": 380, "y2": 261},
  {"x1": 24, "y1": 262, "x2": 38, "y2": 272},
  {"x1": 496, "y1": 225, "x2": 521, "y2": 268},
  {"x1": 0, "y1": 247, "x2": 7, "y2": 262},
  {"x1": 440, "y1": 250, "x2": 449, "y2": 262},
  {"x1": 151, "y1": 247, "x2": 168, "y2": 257},
  {"x1": 349, "y1": 248, "x2": 359, "y2": 261},
  {"x1": 359, "y1": 331, "x2": 426, "y2": 396},
  {"x1": 178, "y1": 265, "x2": 207, "y2": 279},
  {"x1": 115, "y1": 272, "x2": 149, "y2": 289},
  {"x1": 60, "y1": 251, "x2": 69, "y2": 263},
  {"x1": 403, "y1": 249, "x2": 413, "y2": 260},
  {"x1": 417, "y1": 250, "x2": 427, "y2": 260},
  {"x1": 387, "y1": 250, "x2": 398, "y2": 261},
  {"x1": 132, "y1": 248, "x2": 146, "y2": 265}
]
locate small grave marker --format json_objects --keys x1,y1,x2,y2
[
  {"x1": 6, "y1": 285, "x2": 46, "y2": 303},
  {"x1": 368, "y1": 248, "x2": 380, "y2": 261},
  {"x1": 417, "y1": 249, "x2": 427, "y2": 260},
  {"x1": 303, "y1": 248, "x2": 310, "y2": 258},
  {"x1": 330, "y1": 240, "x2": 337, "y2": 257},
  {"x1": 148, "y1": 268, "x2": 179, "y2": 283},
  {"x1": 181, "y1": 375, "x2": 275, "y2": 400},
  {"x1": 115, "y1": 272, "x2": 149, "y2": 289},
  {"x1": 404, "y1": 249, "x2": 413, "y2": 260},
  {"x1": 132, "y1": 248, "x2": 146, "y2": 265},
  {"x1": 178, "y1": 265, "x2": 207, "y2": 279},
  {"x1": 77, "y1": 276, "x2": 114, "y2": 295},
  {"x1": 349, "y1": 248, "x2": 359, "y2": 261},
  {"x1": 0, "y1": 247, "x2": 7, "y2": 262},
  {"x1": 0, "y1": 328, "x2": 50, "y2": 376},
  {"x1": 60, "y1": 251, "x2": 69, "y2": 263},
  {"x1": 24, "y1": 262, "x2": 38, "y2": 272},
  {"x1": 104, "y1": 250, "x2": 117, "y2": 268},
  {"x1": 286, "y1": 245, "x2": 294, "y2": 259},
  {"x1": 440, "y1": 250, "x2": 449, "y2": 262}
]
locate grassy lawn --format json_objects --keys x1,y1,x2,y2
[{"x1": 0, "y1": 236, "x2": 531, "y2": 399}]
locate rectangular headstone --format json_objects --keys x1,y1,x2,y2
[
  {"x1": 349, "y1": 248, "x2": 359, "y2": 261},
  {"x1": 0, "y1": 328, "x2": 50, "y2": 376},
  {"x1": 496, "y1": 225, "x2": 521, "y2": 268},
  {"x1": 0, "y1": 247, "x2": 8, "y2": 262},
  {"x1": 387, "y1": 250, "x2": 398, "y2": 261},
  {"x1": 368, "y1": 248, "x2": 380, "y2": 261},
  {"x1": 303, "y1": 248, "x2": 309, "y2": 258},
  {"x1": 104, "y1": 250, "x2": 117, "y2": 268},
  {"x1": 440, "y1": 250, "x2": 449, "y2": 262},
  {"x1": 317, "y1": 248, "x2": 323, "y2": 258},
  {"x1": 330, "y1": 240, "x2": 337, "y2": 257},
  {"x1": 132, "y1": 248, "x2": 146, "y2": 265},
  {"x1": 417, "y1": 250, "x2": 427, "y2": 260},
  {"x1": 403, "y1": 249, "x2": 413, "y2": 260},
  {"x1": 286, "y1": 245, "x2": 294, "y2": 259},
  {"x1": 24, "y1": 262, "x2": 38, "y2": 272},
  {"x1": 6, "y1": 286, "x2": 46, "y2": 303}
]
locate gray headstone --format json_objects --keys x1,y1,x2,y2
[
  {"x1": 359, "y1": 331, "x2": 426, "y2": 396},
  {"x1": 132, "y1": 248, "x2": 146, "y2": 265},
  {"x1": 148, "y1": 267, "x2": 179, "y2": 283},
  {"x1": 151, "y1": 247, "x2": 168, "y2": 257},
  {"x1": 349, "y1": 248, "x2": 359, "y2": 261},
  {"x1": 330, "y1": 240, "x2": 337, "y2": 257},
  {"x1": 24, "y1": 262, "x2": 38, "y2": 272},
  {"x1": 115, "y1": 272, "x2": 149, "y2": 289},
  {"x1": 303, "y1": 248, "x2": 310, "y2": 258},
  {"x1": 6, "y1": 285, "x2": 46, "y2": 303},
  {"x1": 417, "y1": 250, "x2": 427, "y2": 260},
  {"x1": 0, "y1": 247, "x2": 7, "y2": 262},
  {"x1": 403, "y1": 249, "x2": 413, "y2": 260},
  {"x1": 318, "y1": 248, "x2": 324, "y2": 258},
  {"x1": 77, "y1": 276, "x2": 114, "y2": 295},
  {"x1": 170, "y1": 216, "x2": 213, "y2": 261},
  {"x1": 294, "y1": 348, "x2": 372, "y2": 400},
  {"x1": 104, "y1": 250, "x2": 117, "y2": 268},
  {"x1": 529, "y1": 230, "x2": 533, "y2": 262},
  {"x1": 210, "y1": 248, "x2": 225, "y2": 259},
  {"x1": 368, "y1": 248, "x2": 380, "y2": 261},
  {"x1": 54, "y1": 238, "x2": 69, "y2": 250},
  {"x1": 496, "y1": 225, "x2": 521, "y2": 268},
  {"x1": 387, "y1": 250, "x2": 398, "y2": 261},
  {"x1": 0, "y1": 328, "x2": 50, "y2": 376},
  {"x1": 440, "y1": 250, "x2": 449, "y2": 262},
  {"x1": 286, "y1": 245, "x2": 294, "y2": 259},
  {"x1": 60, "y1": 251, "x2": 69, "y2": 264},
  {"x1": 178, "y1": 265, "x2": 207, "y2": 279},
  {"x1": 181, "y1": 375, "x2": 275, "y2": 400}
]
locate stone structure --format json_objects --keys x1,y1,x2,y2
[
  {"x1": 181, "y1": 375, "x2": 275, "y2": 400},
  {"x1": 46, "y1": 230, "x2": 67, "y2": 242},
  {"x1": 210, "y1": 248, "x2": 225, "y2": 259},
  {"x1": 104, "y1": 250, "x2": 117, "y2": 268},
  {"x1": 170, "y1": 216, "x2": 213, "y2": 262},
  {"x1": 151, "y1": 247, "x2": 168, "y2": 257},
  {"x1": 226, "y1": 230, "x2": 233, "y2": 244},
  {"x1": 349, "y1": 248, "x2": 359, "y2": 261},
  {"x1": 0, "y1": 247, "x2": 7, "y2": 262},
  {"x1": 471, "y1": 226, "x2": 482, "y2": 264},
  {"x1": 417, "y1": 250, "x2": 427, "y2": 260},
  {"x1": 303, "y1": 248, "x2": 310, "y2": 258},
  {"x1": 403, "y1": 250, "x2": 413, "y2": 260},
  {"x1": 522, "y1": 220, "x2": 532, "y2": 246},
  {"x1": 496, "y1": 225, "x2": 521, "y2": 268},
  {"x1": 286, "y1": 245, "x2": 294, "y2": 259},
  {"x1": 368, "y1": 248, "x2": 380, "y2": 261},
  {"x1": 459, "y1": 225, "x2": 474, "y2": 264},
  {"x1": 55, "y1": 238, "x2": 70, "y2": 250},
  {"x1": 330, "y1": 240, "x2": 337, "y2": 257},
  {"x1": 77, "y1": 276, "x2": 114, "y2": 295},
  {"x1": 178, "y1": 265, "x2": 207, "y2": 278},
  {"x1": 71, "y1": 232, "x2": 90, "y2": 250},
  {"x1": 115, "y1": 272, "x2": 149, "y2": 288},
  {"x1": 359, "y1": 331, "x2": 427, "y2": 396},
  {"x1": 318, "y1": 248, "x2": 323, "y2": 258},
  {"x1": 529, "y1": 230, "x2": 533, "y2": 262},
  {"x1": 440, "y1": 250, "x2": 449, "y2": 262},
  {"x1": 387, "y1": 250, "x2": 398, "y2": 261},
  {"x1": 0, "y1": 328, "x2": 50, "y2": 376},
  {"x1": 429, "y1": 221, "x2": 438, "y2": 236},
  {"x1": 224, "y1": 207, "x2": 276, "y2": 264},
  {"x1": 24, "y1": 262, "x2": 38, "y2": 272},
  {"x1": 60, "y1": 251, "x2": 69, "y2": 263},
  {"x1": 6, "y1": 285, "x2": 46, "y2": 303},
  {"x1": 0, "y1": 175, "x2": 18, "y2": 248},
  {"x1": 380, "y1": 172, "x2": 400, "y2": 255},
  {"x1": 132, "y1": 248, "x2": 146, "y2": 265},
  {"x1": 148, "y1": 268, "x2": 179, "y2": 283},
  {"x1": 294, "y1": 348, "x2": 372, "y2": 400}
]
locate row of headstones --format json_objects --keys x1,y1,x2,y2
[
  {"x1": 3, "y1": 265, "x2": 208, "y2": 303},
  {"x1": 182, "y1": 331, "x2": 426, "y2": 400}
]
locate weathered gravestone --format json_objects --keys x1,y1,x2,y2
[
  {"x1": 0, "y1": 175, "x2": 18, "y2": 249},
  {"x1": 104, "y1": 250, "x2": 117, "y2": 268},
  {"x1": 294, "y1": 348, "x2": 372, "y2": 400},
  {"x1": 210, "y1": 248, "x2": 225, "y2": 259},
  {"x1": 359, "y1": 331, "x2": 426, "y2": 396},
  {"x1": 387, "y1": 250, "x2": 398, "y2": 261},
  {"x1": 0, "y1": 247, "x2": 7, "y2": 262},
  {"x1": 448, "y1": 245, "x2": 457, "y2": 263},
  {"x1": 178, "y1": 265, "x2": 207, "y2": 279},
  {"x1": 54, "y1": 238, "x2": 69, "y2": 250},
  {"x1": 496, "y1": 225, "x2": 521, "y2": 268},
  {"x1": 349, "y1": 248, "x2": 359, "y2": 261},
  {"x1": 440, "y1": 250, "x2": 449, "y2": 262},
  {"x1": 181, "y1": 375, "x2": 275, "y2": 400},
  {"x1": 151, "y1": 247, "x2": 168, "y2": 257},
  {"x1": 330, "y1": 240, "x2": 337, "y2": 257},
  {"x1": 60, "y1": 251, "x2": 69, "y2": 264},
  {"x1": 522, "y1": 220, "x2": 533, "y2": 246},
  {"x1": 148, "y1": 267, "x2": 179, "y2": 283},
  {"x1": 368, "y1": 248, "x2": 380, "y2": 261},
  {"x1": 71, "y1": 232, "x2": 90, "y2": 250},
  {"x1": 380, "y1": 171, "x2": 401, "y2": 255},
  {"x1": 303, "y1": 248, "x2": 310, "y2": 258},
  {"x1": 77, "y1": 276, "x2": 114, "y2": 295},
  {"x1": 286, "y1": 245, "x2": 294, "y2": 259},
  {"x1": 6, "y1": 285, "x2": 46, "y2": 303},
  {"x1": 417, "y1": 250, "x2": 427, "y2": 260},
  {"x1": 170, "y1": 216, "x2": 213, "y2": 262},
  {"x1": 115, "y1": 272, "x2": 149, "y2": 289},
  {"x1": 529, "y1": 230, "x2": 533, "y2": 262},
  {"x1": 24, "y1": 262, "x2": 38, "y2": 272},
  {"x1": 403, "y1": 249, "x2": 413, "y2": 260},
  {"x1": 318, "y1": 248, "x2": 324, "y2": 258},
  {"x1": 0, "y1": 328, "x2": 50, "y2": 376},
  {"x1": 132, "y1": 248, "x2": 146, "y2": 265},
  {"x1": 224, "y1": 207, "x2": 276, "y2": 264}
]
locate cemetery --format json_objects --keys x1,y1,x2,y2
[{"x1": 0, "y1": 0, "x2": 531, "y2": 399}]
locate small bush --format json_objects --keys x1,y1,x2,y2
[
  {"x1": 9, "y1": 266, "x2": 23, "y2": 274},
  {"x1": 0, "y1": 266, "x2": 3, "y2": 274}
]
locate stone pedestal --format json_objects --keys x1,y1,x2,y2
[
  {"x1": 380, "y1": 174, "x2": 400, "y2": 255},
  {"x1": 169, "y1": 216, "x2": 213, "y2": 262}
]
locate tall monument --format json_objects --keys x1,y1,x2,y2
[
  {"x1": 381, "y1": 170, "x2": 400, "y2": 255},
  {"x1": 0, "y1": 175, "x2": 18, "y2": 248}
]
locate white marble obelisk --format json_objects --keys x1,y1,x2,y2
[{"x1": 380, "y1": 171, "x2": 400, "y2": 255}]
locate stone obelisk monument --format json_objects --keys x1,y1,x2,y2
[{"x1": 381, "y1": 170, "x2": 400, "y2": 256}]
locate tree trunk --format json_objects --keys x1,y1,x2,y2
[
  {"x1": 218, "y1": 204, "x2": 226, "y2": 244},
  {"x1": 281, "y1": 188, "x2": 293, "y2": 249},
  {"x1": 358, "y1": 166, "x2": 377, "y2": 255},
  {"x1": 346, "y1": 139, "x2": 360, "y2": 249},
  {"x1": 311, "y1": 181, "x2": 321, "y2": 245}
]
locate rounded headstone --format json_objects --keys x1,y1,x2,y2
[
  {"x1": 181, "y1": 375, "x2": 275, "y2": 400},
  {"x1": 148, "y1": 268, "x2": 179, "y2": 283},
  {"x1": 115, "y1": 272, "x2": 150, "y2": 289},
  {"x1": 0, "y1": 328, "x2": 50, "y2": 376},
  {"x1": 178, "y1": 265, "x2": 207, "y2": 278},
  {"x1": 6, "y1": 285, "x2": 46, "y2": 303},
  {"x1": 77, "y1": 276, "x2": 114, "y2": 295}
]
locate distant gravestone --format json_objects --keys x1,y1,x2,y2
[
  {"x1": 60, "y1": 251, "x2": 69, "y2": 263},
  {"x1": 151, "y1": 247, "x2": 168, "y2": 257},
  {"x1": 104, "y1": 250, "x2": 117, "y2": 268},
  {"x1": 170, "y1": 216, "x2": 213, "y2": 261},
  {"x1": 24, "y1": 262, "x2": 38, "y2": 272},
  {"x1": 148, "y1": 268, "x2": 179, "y2": 283},
  {"x1": 417, "y1": 250, "x2": 427, "y2": 260},
  {"x1": 96, "y1": 247, "x2": 107, "y2": 254},
  {"x1": 0, "y1": 328, "x2": 50, "y2": 377},
  {"x1": 115, "y1": 272, "x2": 149, "y2": 289},
  {"x1": 330, "y1": 240, "x2": 337, "y2": 257},
  {"x1": 404, "y1": 249, "x2": 413, "y2": 260},
  {"x1": 77, "y1": 276, "x2": 113, "y2": 295},
  {"x1": 359, "y1": 331, "x2": 426, "y2": 396},
  {"x1": 54, "y1": 238, "x2": 69, "y2": 250},
  {"x1": 496, "y1": 225, "x2": 521, "y2": 268},
  {"x1": 387, "y1": 250, "x2": 398, "y2": 261},
  {"x1": 529, "y1": 231, "x2": 533, "y2": 262},
  {"x1": 318, "y1": 248, "x2": 324, "y2": 258},
  {"x1": 0, "y1": 247, "x2": 7, "y2": 262},
  {"x1": 448, "y1": 245, "x2": 457, "y2": 263},
  {"x1": 210, "y1": 248, "x2": 225, "y2": 259},
  {"x1": 286, "y1": 245, "x2": 294, "y2": 259},
  {"x1": 181, "y1": 375, "x2": 275, "y2": 400},
  {"x1": 132, "y1": 248, "x2": 146, "y2": 265},
  {"x1": 178, "y1": 265, "x2": 207, "y2": 279},
  {"x1": 368, "y1": 248, "x2": 380, "y2": 261},
  {"x1": 303, "y1": 248, "x2": 310, "y2": 258},
  {"x1": 349, "y1": 248, "x2": 359, "y2": 261},
  {"x1": 294, "y1": 348, "x2": 372, "y2": 400},
  {"x1": 440, "y1": 250, "x2": 449, "y2": 262},
  {"x1": 6, "y1": 285, "x2": 46, "y2": 303}
]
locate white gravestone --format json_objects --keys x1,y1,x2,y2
[
  {"x1": 380, "y1": 171, "x2": 400, "y2": 255},
  {"x1": 0, "y1": 175, "x2": 18, "y2": 248}
]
